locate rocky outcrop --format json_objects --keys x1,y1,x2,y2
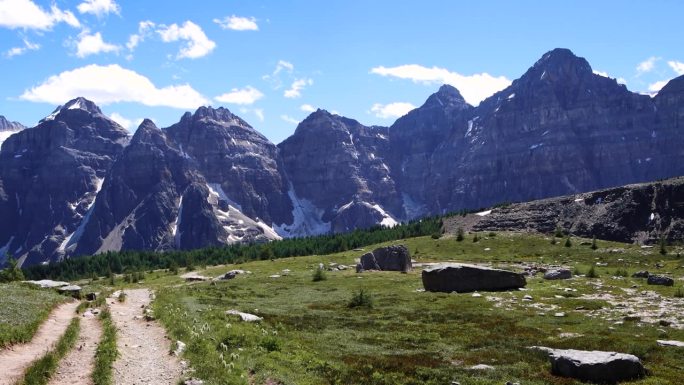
[
  {"x1": 358, "y1": 244, "x2": 411, "y2": 272},
  {"x1": 422, "y1": 263, "x2": 526, "y2": 293},
  {"x1": 531, "y1": 347, "x2": 645, "y2": 383},
  {"x1": 279, "y1": 110, "x2": 401, "y2": 233},
  {"x1": 0, "y1": 98, "x2": 129, "y2": 265},
  {"x1": 444, "y1": 176, "x2": 684, "y2": 244}
]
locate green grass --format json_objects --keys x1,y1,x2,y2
[
  {"x1": 19, "y1": 317, "x2": 80, "y2": 385},
  {"x1": 141, "y1": 233, "x2": 684, "y2": 385},
  {"x1": 92, "y1": 309, "x2": 118, "y2": 385},
  {"x1": 0, "y1": 283, "x2": 66, "y2": 348}
]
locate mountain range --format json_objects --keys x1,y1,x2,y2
[{"x1": 1, "y1": 48, "x2": 683, "y2": 267}]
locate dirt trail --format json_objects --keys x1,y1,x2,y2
[
  {"x1": 48, "y1": 310, "x2": 103, "y2": 385},
  {"x1": 110, "y1": 288, "x2": 182, "y2": 385},
  {"x1": 0, "y1": 301, "x2": 79, "y2": 385}
]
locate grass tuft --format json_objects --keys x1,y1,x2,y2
[
  {"x1": 312, "y1": 267, "x2": 327, "y2": 282},
  {"x1": 348, "y1": 289, "x2": 373, "y2": 309},
  {"x1": 92, "y1": 309, "x2": 117, "y2": 385},
  {"x1": 19, "y1": 317, "x2": 80, "y2": 385}
]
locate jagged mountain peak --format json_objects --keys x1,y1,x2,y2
[
  {"x1": 41, "y1": 97, "x2": 103, "y2": 122},
  {"x1": 183, "y1": 105, "x2": 250, "y2": 127},
  {"x1": 422, "y1": 84, "x2": 469, "y2": 109},
  {"x1": 657, "y1": 75, "x2": 684, "y2": 95},
  {"x1": 515, "y1": 48, "x2": 594, "y2": 87},
  {"x1": 0, "y1": 115, "x2": 25, "y2": 131}
]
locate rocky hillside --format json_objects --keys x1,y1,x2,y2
[
  {"x1": 2, "y1": 48, "x2": 684, "y2": 266},
  {"x1": 444, "y1": 176, "x2": 684, "y2": 244}
]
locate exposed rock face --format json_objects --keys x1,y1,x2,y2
[
  {"x1": 0, "y1": 98, "x2": 129, "y2": 265},
  {"x1": 422, "y1": 263, "x2": 526, "y2": 293},
  {"x1": 389, "y1": 85, "x2": 472, "y2": 218},
  {"x1": 279, "y1": 110, "x2": 401, "y2": 233},
  {"x1": 359, "y1": 245, "x2": 411, "y2": 272},
  {"x1": 0, "y1": 115, "x2": 25, "y2": 147},
  {"x1": 444, "y1": 177, "x2": 684, "y2": 244},
  {"x1": 531, "y1": 347, "x2": 645, "y2": 383},
  {"x1": 165, "y1": 107, "x2": 292, "y2": 225},
  {"x1": 544, "y1": 269, "x2": 572, "y2": 280}
]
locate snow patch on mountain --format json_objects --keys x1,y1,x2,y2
[{"x1": 274, "y1": 185, "x2": 331, "y2": 237}]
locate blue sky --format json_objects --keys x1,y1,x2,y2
[{"x1": 1, "y1": 0, "x2": 683, "y2": 143}]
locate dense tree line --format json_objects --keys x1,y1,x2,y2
[{"x1": 22, "y1": 217, "x2": 443, "y2": 281}]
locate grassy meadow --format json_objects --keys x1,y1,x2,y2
[{"x1": 130, "y1": 232, "x2": 684, "y2": 385}]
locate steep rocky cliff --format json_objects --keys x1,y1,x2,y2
[{"x1": 0, "y1": 116, "x2": 24, "y2": 146}]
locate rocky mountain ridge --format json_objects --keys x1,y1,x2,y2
[{"x1": 2, "y1": 48, "x2": 684, "y2": 266}]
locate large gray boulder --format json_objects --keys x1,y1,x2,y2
[
  {"x1": 544, "y1": 269, "x2": 572, "y2": 280},
  {"x1": 531, "y1": 346, "x2": 645, "y2": 384},
  {"x1": 422, "y1": 263, "x2": 526, "y2": 293},
  {"x1": 359, "y1": 245, "x2": 411, "y2": 272},
  {"x1": 647, "y1": 275, "x2": 674, "y2": 286}
]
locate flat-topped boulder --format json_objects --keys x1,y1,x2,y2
[
  {"x1": 23, "y1": 279, "x2": 70, "y2": 288},
  {"x1": 422, "y1": 263, "x2": 526, "y2": 293},
  {"x1": 226, "y1": 310, "x2": 262, "y2": 322},
  {"x1": 359, "y1": 245, "x2": 411, "y2": 272},
  {"x1": 531, "y1": 346, "x2": 645, "y2": 384}
]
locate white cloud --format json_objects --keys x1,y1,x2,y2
[
  {"x1": 214, "y1": 86, "x2": 263, "y2": 105},
  {"x1": 370, "y1": 102, "x2": 415, "y2": 119},
  {"x1": 0, "y1": 0, "x2": 80, "y2": 30},
  {"x1": 76, "y1": 31, "x2": 120, "y2": 57},
  {"x1": 109, "y1": 112, "x2": 131, "y2": 129},
  {"x1": 300, "y1": 104, "x2": 315, "y2": 113},
  {"x1": 126, "y1": 20, "x2": 155, "y2": 51},
  {"x1": 280, "y1": 115, "x2": 299, "y2": 124},
  {"x1": 636, "y1": 56, "x2": 659, "y2": 74},
  {"x1": 370, "y1": 64, "x2": 510, "y2": 105},
  {"x1": 20, "y1": 64, "x2": 208, "y2": 109},
  {"x1": 668, "y1": 61, "x2": 684, "y2": 76},
  {"x1": 77, "y1": 0, "x2": 119, "y2": 17},
  {"x1": 648, "y1": 80, "x2": 668, "y2": 93},
  {"x1": 284, "y1": 78, "x2": 313, "y2": 98},
  {"x1": 5, "y1": 38, "x2": 39, "y2": 57},
  {"x1": 157, "y1": 21, "x2": 216, "y2": 59},
  {"x1": 253, "y1": 109, "x2": 264, "y2": 122},
  {"x1": 213, "y1": 15, "x2": 258, "y2": 31},
  {"x1": 263, "y1": 60, "x2": 294, "y2": 89}
]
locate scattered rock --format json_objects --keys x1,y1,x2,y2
[
  {"x1": 358, "y1": 245, "x2": 412, "y2": 272},
  {"x1": 523, "y1": 294, "x2": 533, "y2": 301},
  {"x1": 225, "y1": 310, "x2": 262, "y2": 322},
  {"x1": 269, "y1": 275, "x2": 281, "y2": 278},
  {"x1": 554, "y1": 312, "x2": 566, "y2": 317},
  {"x1": 422, "y1": 263, "x2": 526, "y2": 293},
  {"x1": 544, "y1": 269, "x2": 572, "y2": 280},
  {"x1": 632, "y1": 271, "x2": 650, "y2": 278},
  {"x1": 184, "y1": 379, "x2": 204, "y2": 385},
  {"x1": 57, "y1": 285, "x2": 82, "y2": 298},
  {"x1": 85, "y1": 292, "x2": 98, "y2": 301},
  {"x1": 647, "y1": 275, "x2": 674, "y2": 286},
  {"x1": 657, "y1": 340, "x2": 684, "y2": 347},
  {"x1": 173, "y1": 340, "x2": 186, "y2": 356},
  {"x1": 23, "y1": 280, "x2": 70, "y2": 288},
  {"x1": 531, "y1": 346, "x2": 645, "y2": 383},
  {"x1": 468, "y1": 364, "x2": 495, "y2": 370},
  {"x1": 355, "y1": 263, "x2": 364, "y2": 273},
  {"x1": 215, "y1": 270, "x2": 247, "y2": 280}
]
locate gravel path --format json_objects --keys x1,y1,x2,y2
[
  {"x1": 110, "y1": 288, "x2": 182, "y2": 385},
  {"x1": 0, "y1": 301, "x2": 79, "y2": 385},
  {"x1": 48, "y1": 310, "x2": 103, "y2": 385}
]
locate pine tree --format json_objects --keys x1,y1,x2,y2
[
  {"x1": 0, "y1": 257, "x2": 25, "y2": 282},
  {"x1": 456, "y1": 227, "x2": 465, "y2": 242}
]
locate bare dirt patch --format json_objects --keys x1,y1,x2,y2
[{"x1": 48, "y1": 310, "x2": 103, "y2": 385}]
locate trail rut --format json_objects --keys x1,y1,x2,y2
[
  {"x1": 110, "y1": 288, "x2": 182, "y2": 385},
  {"x1": 0, "y1": 301, "x2": 78, "y2": 385},
  {"x1": 48, "y1": 310, "x2": 103, "y2": 385}
]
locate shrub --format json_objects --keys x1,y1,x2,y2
[
  {"x1": 456, "y1": 227, "x2": 464, "y2": 242},
  {"x1": 660, "y1": 236, "x2": 668, "y2": 255},
  {"x1": 348, "y1": 289, "x2": 373, "y2": 309},
  {"x1": 312, "y1": 267, "x2": 327, "y2": 282},
  {"x1": 675, "y1": 287, "x2": 684, "y2": 298},
  {"x1": 472, "y1": 233, "x2": 479, "y2": 242},
  {"x1": 431, "y1": 232, "x2": 440, "y2": 239},
  {"x1": 614, "y1": 268, "x2": 628, "y2": 277},
  {"x1": 0, "y1": 258, "x2": 25, "y2": 283},
  {"x1": 554, "y1": 224, "x2": 564, "y2": 238},
  {"x1": 117, "y1": 291, "x2": 127, "y2": 303},
  {"x1": 564, "y1": 237, "x2": 572, "y2": 247},
  {"x1": 488, "y1": 232, "x2": 496, "y2": 237},
  {"x1": 550, "y1": 237, "x2": 557, "y2": 245},
  {"x1": 586, "y1": 265, "x2": 599, "y2": 278},
  {"x1": 591, "y1": 236, "x2": 598, "y2": 250}
]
